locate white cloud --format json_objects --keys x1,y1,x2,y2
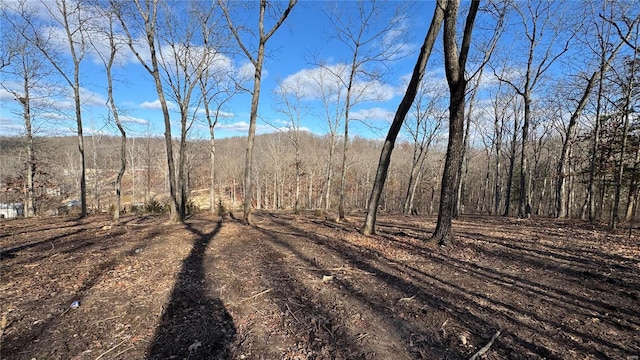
[
  {"x1": 79, "y1": 87, "x2": 107, "y2": 107},
  {"x1": 351, "y1": 80, "x2": 396, "y2": 103},
  {"x1": 196, "y1": 108, "x2": 235, "y2": 118},
  {"x1": 280, "y1": 65, "x2": 346, "y2": 100},
  {"x1": 0, "y1": 116, "x2": 24, "y2": 135},
  {"x1": 379, "y1": 17, "x2": 417, "y2": 61},
  {"x1": 41, "y1": 112, "x2": 69, "y2": 120},
  {"x1": 238, "y1": 62, "x2": 256, "y2": 81},
  {"x1": 140, "y1": 99, "x2": 177, "y2": 111},
  {"x1": 280, "y1": 65, "x2": 397, "y2": 104},
  {"x1": 216, "y1": 121, "x2": 251, "y2": 133},
  {"x1": 0, "y1": 89, "x2": 17, "y2": 102},
  {"x1": 350, "y1": 107, "x2": 395, "y2": 123},
  {"x1": 216, "y1": 121, "x2": 273, "y2": 134},
  {"x1": 120, "y1": 115, "x2": 149, "y2": 125}
]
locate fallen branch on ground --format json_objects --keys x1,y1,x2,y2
[
  {"x1": 469, "y1": 330, "x2": 501, "y2": 360},
  {"x1": 397, "y1": 295, "x2": 417, "y2": 302},
  {"x1": 229, "y1": 288, "x2": 272, "y2": 306},
  {"x1": 95, "y1": 339, "x2": 126, "y2": 360}
]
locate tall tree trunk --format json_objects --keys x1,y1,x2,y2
[
  {"x1": 432, "y1": 0, "x2": 479, "y2": 246},
  {"x1": 107, "y1": 55, "x2": 125, "y2": 221},
  {"x1": 403, "y1": 154, "x2": 422, "y2": 214},
  {"x1": 209, "y1": 124, "x2": 216, "y2": 213},
  {"x1": 626, "y1": 146, "x2": 640, "y2": 220},
  {"x1": 294, "y1": 149, "x2": 301, "y2": 214},
  {"x1": 408, "y1": 169, "x2": 423, "y2": 214},
  {"x1": 361, "y1": 0, "x2": 445, "y2": 235},
  {"x1": 480, "y1": 147, "x2": 491, "y2": 213},
  {"x1": 179, "y1": 112, "x2": 188, "y2": 217},
  {"x1": 59, "y1": 0, "x2": 87, "y2": 218},
  {"x1": 504, "y1": 101, "x2": 519, "y2": 216},
  {"x1": 308, "y1": 170, "x2": 313, "y2": 209},
  {"x1": 243, "y1": 45, "x2": 263, "y2": 223},
  {"x1": 454, "y1": 114, "x2": 471, "y2": 218},
  {"x1": 518, "y1": 95, "x2": 532, "y2": 218},
  {"x1": 588, "y1": 69, "x2": 605, "y2": 221},
  {"x1": 118, "y1": 0, "x2": 180, "y2": 221},
  {"x1": 21, "y1": 81, "x2": 35, "y2": 217},
  {"x1": 338, "y1": 70, "x2": 356, "y2": 220},
  {"x1": 72, "y1": 80, "x2": 87, "y2": 217},
  {"x1": 493, "y1": 112, "x2": 503, "y2": 217},
  {"x1": 220, "y1": 0, "x2": 296, "y2": 224},
  {"x1": 323, "y1": 136, "x2": 335, "y2": 213}
]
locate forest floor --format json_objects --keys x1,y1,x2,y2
[{"x1": 1, "y1": 211, "x2": 639, "y2": 360}]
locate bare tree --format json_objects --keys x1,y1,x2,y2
[
  {"x1": 112, "y1": 0, "x2": 181, "y2": 221},
  {"x1": 360, "y1": 0, "x2": 445, "y2": 235},
  {"x1": 198, "y1": 65, "x2": 239, "y2": 214},
  {"x1": 451, "y1": 0, "x2": 507, "y2": 218},
  {"x1": 307, "y1": 67, "x2": 345, "y2": 213},
  {"x1": 0, "y1": 1, "x2": 51, "y2": 217},
  {"x1": 610, "y1": 49, "x2": 639, "y2": 229},
  {"x1": 87, "y1": 3, "x2": 127, "y2": 221},
  {"x1": 15, "y1": 0, "x2": 92, "y2": 217},
  {"x1": 320, "y1": 0, "x2": 409, "y2": 221},
  {"x1": 555, "y1": 7, "x2": 638, "y2": 218},
  {"x1": 488, "y1": 80, "x2": 516, "y2": 216},
  {"x1": 402, "y1": 81, "x2": 447, "y2": 215},
  {"x1": 588, "y1": 1, "x2": 640, "y2": 225},
  {"x1": 273, "y1": 78, "x2": 309, "y2": 214},
  {"x1": 494, "y1": 0, "x2": 574, "y2": 218},
  {"x1": 431, "y1": 0, "x2": 479, "y2": 245},
  {"x1": 196, "y1": 4, "x2": 240, "y2": 214},
  {"x1": 156, "y1": 0, "x2": 215, "y2": 218},
  {"x1": 219, "y1": 0, "x2": 297, "y2": 225}
]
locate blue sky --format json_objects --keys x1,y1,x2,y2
[{"x1": 0, "y1": 0, "x2": 441, "y2": 139}]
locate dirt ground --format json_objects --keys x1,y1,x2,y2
[{"x1": 1, "y1": 211, "x2": 639, "y2": 360}]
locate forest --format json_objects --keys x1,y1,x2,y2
[
  {"x1": 1, "y1": 1, "x2": 640, "y2": 359},
  {"x1": 0, "y1": 0, "x2": 638, "y2": 240},
  {"x1": 1, "y1": 0, "x2": 639, "y2": 235}
]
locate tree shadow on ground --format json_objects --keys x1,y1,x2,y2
[
  {"x1": 0, "y1": 220, "x2": 157, "y2": 359},
  {"x1": 256, "y1": 213, "x2": 640, "y2": 359},
  {"x1": 146, "y1": 219, "x2": 236, "y2": 360},
  {"x1": 254, "y1": 215, "x2": 474, "y2": 359}
]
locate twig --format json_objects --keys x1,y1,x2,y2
[
  {"x1": 112, "y1": 346, "x2": 134, "y2": 359},
  {"x1": 285, "y1": 302, "x2": 301, "y2": 324},
  {"x1": 229, "y1": 288, "x2": 272, "y2": 306},
  {"x1": 95, "y1": 339, "x2": 126, "y2": 360},
  {"x1": 439, "y1": 319, "x2": 449, "y2": 336},
  {"x1": 469, "y1": 330, "x2": 501, "y2": 360},
  {"x1": 398, "y1": 295, "x2": 417, "y2": 302},
  {"x1": 288, "y1": 265, "x2": 372, "y2": 274}
]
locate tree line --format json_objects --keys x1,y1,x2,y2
[{"x1": 1, "y1": 0, "x2": 638, "y2": 243}]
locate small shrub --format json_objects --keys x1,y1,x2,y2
[
  {"x1": 145, "y1": 199, "x2": 164, "y2": 213},
  {"x1": 217, "y1": 201, "x2": 227, "y2": 216},
  {"x1": 186, "y1": 200, "x2": 199, "y2": 215},
  {"x1": 130, "y1": 204, "x2": 142, "y2": 214}
]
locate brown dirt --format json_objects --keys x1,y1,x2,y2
[{"x1": 1, "y1": 212, "x2": 639, "y2": 360}]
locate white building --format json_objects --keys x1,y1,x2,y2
[{"x1": 0, "y1": 203, "x2": 24, "y2": 219}]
